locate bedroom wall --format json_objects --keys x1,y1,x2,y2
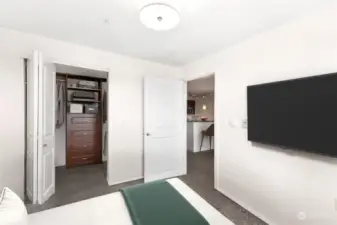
[
  {"x1": 0, "y1": 27, "x2": 182, "y2": 199},
  {"x1": 184, "y1": 5, "x2": 337, "y2": 225},
  {"x1": 0, "y1": 55, "x2": 25, "y2": 199}
]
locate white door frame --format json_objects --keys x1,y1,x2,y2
[{"x1": 36, "y1": 53, "x2": 44, "y2": 204}]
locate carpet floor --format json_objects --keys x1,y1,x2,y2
[{"x1": 26, "y1": 151, "x2": 267, "y2": 225}]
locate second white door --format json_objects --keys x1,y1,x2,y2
[
  {"x1": 38, "y1": 63, "x2": 56, "y2": 204},
  {"x1": 26, "y1": 51, "x2": 55, "y2": 204},
  {"x1": 144, "y1": 76, "x2": 187, "y2": 182}
]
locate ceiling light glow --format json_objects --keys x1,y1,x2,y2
[{"x1": 140, "y1": 3, "x2": 180, "y2": 31}]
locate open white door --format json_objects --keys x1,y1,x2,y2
[
  {"x1": 144, "y1": 76, "x2": 187, "y2": 182},
  {"x1": 26, "y1": 51, "x2": 40, "y2": 204},
  {"x1": 26, "y1": 51, "x2": 55, "y2": 204},
  {"x1": 37, "y1": 63, "x2": 56, "y2": 204}
]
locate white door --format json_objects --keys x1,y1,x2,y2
[
  {"x1": 37, "y1": 63, "x2": 56, "y2": 204},
  {"x1": 144, "y1": 76, "x2": 187, "y2": 182},
  {"x1": 26, "y1": 51, "x2": 55, "y2": 204},
  {"x1": 26, "y1": 51, "x2": 40, "y2": 203}
]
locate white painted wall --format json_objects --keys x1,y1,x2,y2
[
  {"x1": 0, "y1": 27, "x2": 182, "y2": 198},
  {"x1": 0, "y1": 55, "x2": 25, "y2": 199},
  {"x1": 184, "y1": 5, "x2": 337, "y2": 225}
]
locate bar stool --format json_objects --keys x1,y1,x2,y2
[{"x1": 200, "y1": 124, "x2": 214, "y2": 151}]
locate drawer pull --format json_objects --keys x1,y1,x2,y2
[
  {"x1": 84, "y1": 145, "x2": 87, "y2": 147},
  {"x1": 84, "y1": 133, "x2": 87, "y2": 135},
  {"x1": 82, "y1": 157, "x2": 88, "y2": 160}
]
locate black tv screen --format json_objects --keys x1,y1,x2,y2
[{"x1": 247, "y1": 73, "x2": 337, "y2": 157}]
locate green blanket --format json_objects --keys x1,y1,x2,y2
[{"x1": 120, "y1": 180, "x2": 209, "y2": 225}]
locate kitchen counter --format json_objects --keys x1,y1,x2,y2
[{"x1": 187, "y1": 121, "x2": 214, "y2": 152}]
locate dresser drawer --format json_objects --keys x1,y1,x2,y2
[
  {"x1": 67, "y1": 115, "x2": 100, "y2": 131},
  {"x1": 67, "y1": 154, "x2": 100, "y2": 167},
  {"x1": 68, "y1": 141, "x2": 96, "y2": 152},
  {"x1": 70, "y1": 130, "x2": 96, "y2": 137},
  {"x1": 68, "y1": 130, "x2": 96, "y2": 142},
  {"x1": 66, "y1": 114, "x2": 102, "y2": 168},
  {"x1": 70, "y1": 117, "x2": 97, "y2": 124}
]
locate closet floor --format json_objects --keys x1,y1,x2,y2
[{"x1": 25, "y1": 163, "x2": 141, "y2": 214}]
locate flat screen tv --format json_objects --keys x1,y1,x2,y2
[{"x1": 247, "y1": 72, "x2": 337, "y2": 158}]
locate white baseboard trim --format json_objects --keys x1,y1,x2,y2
[
  {"x1": 107, "y1": 176, "x2": 143, "y2": 186},
  {"x1": 216, "y1": 186, "x2": 278, "y2": 225},
  {"x1": 145, "y1": 171, "x2": 186, "y2": 183}
]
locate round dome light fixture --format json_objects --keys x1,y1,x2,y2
[{"x1": 140, "y1": 3, "x2": 180, "y2": 31}]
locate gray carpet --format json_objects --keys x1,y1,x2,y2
[
  {"x1": 26, "y1": 151, "x2": 267, "y2": 225},
  {"x1": 181, "y1": 151, "x2": 267, "y2": 225}
]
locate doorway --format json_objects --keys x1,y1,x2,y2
[
  {"x1": 185, "y1": 74, "x2": 215, "y2": 185},
  {"x1": 24, "y1": 53, "x2": 110, "y2": 210},
  {"x1": 52, "y1": 63, "x2": 109, "y2": 207}
]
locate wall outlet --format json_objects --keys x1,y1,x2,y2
[{"x1": 242, "y1": 119, "x2": 247, "y2": 128}]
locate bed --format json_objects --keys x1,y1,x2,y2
[{"x1": 28, "y1": 178, "x2": 234, "y2": 225}]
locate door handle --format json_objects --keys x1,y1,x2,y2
[
  {"x1": 146, "y1": 133, "x2": 151, "y2": 136},
  {"x1": 43, "y1": 144, "x2": 47, "y2": 147}
]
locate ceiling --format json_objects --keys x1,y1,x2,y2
[
  {"x1": 55, "y1": 64, "x2": 108, "y2": 78},
  {"x1": 188, "y1": 74, "x2": 214, "y2": 95},
  {"x1": 0, "y1": 0, "x2": 334, "y2": 65}
]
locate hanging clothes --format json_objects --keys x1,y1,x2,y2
[
  {"x1": 103, "y1": 125, "x2": 108, "y2": 158},
  {"x1": 102, "y1": 90, "x2": 107, "y2": 123},
  {"x1": 56, "y1": 81, "x2": 65, "y2": 127}
]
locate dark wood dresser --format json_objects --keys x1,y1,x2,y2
[
  {"x1": 67, "y1": 114, "x2": 102, "y2": 167},
  {"x1": 58, "y1": 73, "x2": 106, "y2": 168}
]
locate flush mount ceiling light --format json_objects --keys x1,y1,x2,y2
[{"x1": 140, "y1": 3, "x2": 180, "y2": 31}]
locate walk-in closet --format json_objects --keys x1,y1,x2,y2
[
  {"x1": 52, "y1": 64, "x2": 110, "y2": 206},
  {"x1": 56, "y1": 73, "x2": 107, "y2": 168}
]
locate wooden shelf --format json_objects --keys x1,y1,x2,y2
[
  {"x1": 68, "y1": 99, "x2": 100, "y2": 103},
  {"x1": 67, "y1": 87, "x2": 101, "y2": 92}
]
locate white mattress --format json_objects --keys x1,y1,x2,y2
[{"x1": 28, "y1": 178, "x2": 233, "y2": 225}]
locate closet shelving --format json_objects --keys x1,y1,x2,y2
[
  {"x1": 67, "y1": 87, "x2": 101, "y2": 92},
  {"x1": 57, "y1": 73, "x2": 107, "y2": 168}
]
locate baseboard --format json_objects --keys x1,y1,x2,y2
[
  {"x1": 107, "y1": 176, "x2": 144, "y2": 186},
  {"x1": 144, "y1": 170, "x2": 186, "y2": 183},
  {"x1": 216, "y1": 186, "x2": 278, "y2": 225}
]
